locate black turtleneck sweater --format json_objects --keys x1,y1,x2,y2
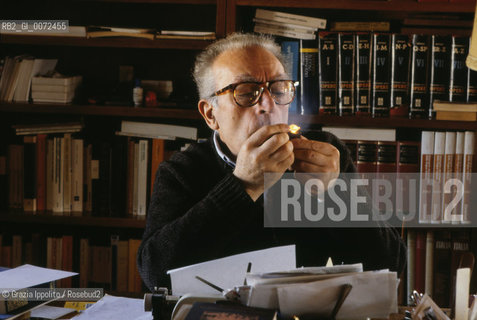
[{"x1": 137, "y1": 131, "x2": 406, "y2": 291}]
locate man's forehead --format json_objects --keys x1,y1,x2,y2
[{"x1": 231, "y1": 73, "x2": 288, "y2": 82}]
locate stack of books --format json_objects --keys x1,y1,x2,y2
[
  {"x1": 253, "y1": 9, "x2": 326, "y2": 40},
  {"x1": 433, "y1": 101, "x2": 477, "y2": 121}
]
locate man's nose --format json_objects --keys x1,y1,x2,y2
[{"x1": 257, "y1": 88, "x2": 276, "y2": 113}]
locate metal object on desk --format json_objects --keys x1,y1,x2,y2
[{"x1": 144, "y1": 287, "x2": 180, "y2": 320}]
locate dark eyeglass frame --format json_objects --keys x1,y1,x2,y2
[{"x1": 212, "y1": 80, "x2": 299, "y2": 107}]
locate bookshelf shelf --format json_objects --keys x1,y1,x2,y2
[
  {"x1": 233, "y1": 0, "x2": 476, "y2": 13},
  {"x1": 290, "y1": 114, "x2": 477, "y2": 130},
  {"x1": 0, "y1": 103, "x2": 202, "y2": 120},
  {"x1": 76, "y1": 0, "x2": 216, "y2": 4},
  {"x1": 0, "y1": 35, "x2": 214, "y2": 50},
  {"x1": 0, "y1": 211, "x2": 146, "y2": 228}
]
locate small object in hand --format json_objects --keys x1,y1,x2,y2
[{"x1": 288, "y1": 124, "x2": 301, "y2": 139}]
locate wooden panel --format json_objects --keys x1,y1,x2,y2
[{"x1": 234, "y1": 0, "x2": 475, "y2": 13}]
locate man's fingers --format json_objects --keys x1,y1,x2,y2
[
  {"x1": 291, "y1": 139, "x2": 339, "y2": 156},
  {"x1": 269, "y1": 141, "x2": 294, "y2": 163},
  {"x1": 293, "y1": 149, "x2": 337, "y2": 168},
  {"x1": 247, "y1": 123, "x2": 290, "y2": 147}
]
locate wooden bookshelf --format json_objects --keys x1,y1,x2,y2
[
  {"x1": 0, "y1": 211, "x2": 146, "y2": 228},
  {"x1": 0, "y1": 34, "x2": 214, "y2": 50},
  {"x1": 0, "y1": 103, "x2": 202, "y2": 120},
  {"x1": 289, "y1": 114, "x2": 477, "y2": 130}
]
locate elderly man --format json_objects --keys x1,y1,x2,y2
[{"x1": 137, "y1": 33, "x2": 405, "y2": 291}]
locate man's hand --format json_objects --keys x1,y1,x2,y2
[
  {"x1": 291, "y1": 137, "x2": 340, "y2": 192},
  {"x1": 234, "y1": 124, "x2": 294, "y2": 201}
]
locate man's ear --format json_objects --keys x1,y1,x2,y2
[{"x1": 198, "y1": 99, "x2": 219, "y2": 130}]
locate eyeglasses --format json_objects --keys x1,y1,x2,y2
[{"x1": 212, "y1": 80, "x2": 299, "y2": 107}]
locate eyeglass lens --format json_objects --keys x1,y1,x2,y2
[{"x1": 234, "y1": 81, "x2": 295, "y2": 107}]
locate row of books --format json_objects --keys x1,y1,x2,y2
[
  {"x1": 327, "y1": 127, "x2": 475, "y2": 225},
  {"x1": 0, "y1": 56, "x2": 58, "y2": 103},
  {"x1": 280, "y1": 33, "x2": 477, "y2": 117},
  {"x1": 0, "y1": 233, "x2": 143, "y2": 293},
  {"x1": 2, "y1": 126, "x2": 194, "y2": 216},
  {"x1": 253, "y1": 9, "x2": 326, "y2": 40},
  {"x1": 405, "y1": 230, "x2": 472, "y2": 308}
]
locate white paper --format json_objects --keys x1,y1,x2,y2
[
  {"x1": 0, "y1": 265, "x2": 77, "y2": 290},
  {"x1": 31, "y1": 305, "x2": 76, "y2": 319},
  {"x1": 72, "y1": 295, "x2": 152, "y2": 320},
  {"x1": 276, "y1": 271, "x2": 398, "y2": 320},
  {"x1": 167, "y1": 245, "x2": 296, "y2": 296}
]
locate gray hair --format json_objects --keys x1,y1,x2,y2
[{"x1": 192, "y1": 33, "x2": 287, "y2": 105}]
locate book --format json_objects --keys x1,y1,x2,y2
[
  {"x1": 409, "y1": 34, "x2": 430, "y2": 118},
  {"x1": 71, "y1": 138, "x2": 84, "y2": 213},
  {"x1": 36, "y1": 134, "x2": 47, "y2": 212},
  {"x1": 281, "y1": 41, "x2": 300, "y2": 113},
  {"x1": 62, "y1": 134, "x2": 72, "y2": 214},
  {"x1": 419, "y1": 131, "x2": 434, "y2": 223},
  {"x1": 356, "y1": 141, "x2": 378, "y2": 173},
  {"x1": 128, "y1": 239, "x2": 142, "y2": 293},
  {"x1": 255, "y1": 9, "x2": 326, "y2": 30},
  {"x1": 406, "y1": 230, "x2": 416, "y2": 305},
  {"x1": 355, "y1": 33, "x2": 372, "y2": 115},
  {"x1": 87, "y1": 26, "x2": 155, "y2": 40},
  {"x1": 441, "y1": 131, "x2": 456, "y2": 224},
  {"x1": 337, "y1": 33, "x2": 355, "y2": 115},
  {"x1": 430, "y1": 131, "x2": 445, "y2": 224},
  {"x1": 468, "y1": 69, "x2": 477, "y2": 102},
  {"x1": 414, "y1": 230, "x2": 426, "y2": 293},
  {"x1": 390, "y1": 34, "x2": 411, "y2": 117},
  {"x1": 396, "y1": 141, "x2": 420, "y2": 219},
  {"x1": 436, "y1": 111, "x2": 477, "y2": 121},
  {"x1": 322, "y1": 126, "x2": 396, "y2": 141},
  {"x1": 150, "y1": 139, "x2": 165, "y2": 197},
  {"x1": 433, "y1": 230, "x2": 452, "y2": 307},
  {"x1": 330, "y1": 21, "x2": 390, "y2": 32},
  {"x1": 452, "y1": 132, "x2": 465, "y2": 224},
  {"x1": 318, "y1": 32, "x2": 337, "y2": 115},
  {"x1": 253, "y1": 18, "x2": 316, "y2": 34},
  {"x1": 253, "y1": 24, "x2": 316, "y2": 40},
  {"x1": 428, "y1": 35, "x2": 451, "y2": 118},
  {"x1": 461, "y1": 131, "x2": 474, "y2": 224},
  {"x1": 449, "y1": 36, "x2": 470, "y2": 102},
  {"x1": 371, "y1": 33, "x2": 391, "y2": 117},
  {"x1": 424, "y1": 230, "x2": 434, "y2": 297},
  {"x1": 23, "y1": 136, "x2": 37, "y2": 212},
  {"x1": 299, "y1": 39, "x2": 319, "y2": 114},
  {"x1": 433, "y1": 101, "x2": 477, "y2": 112},
  {"x1": 120, "y1": 121, "x2": 197, "y2": 141},
  {"x1": 137, "y1": 140, "x2": 148, "y2": 216}
]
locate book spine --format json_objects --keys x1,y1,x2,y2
[
  {"x1": 356, "y1": 141, "x2": 378, "y2": 173},
  {"x1": 117, "y1": 240, "x2": 129, "y2": 292},
  {"x1": 79, "y1": 238, "x2": 89, "y2": 288},
  {"x1": 409, "y1": 34, "x2": 430, "y2": 118},
  {"x1": 355, "y1": 33, "x2": 372, "y2": 115},
  {"x1": 452, "y1": 132, "x2": 465, "y2": 224},
  {"x1": 281, "y1": 41, "x2": 300, "y2": 113},
  {"x1": 133, "y1": 142, "x2": 139, "y2": 216},
  {"x1": 343, "y1": 140, "x2": 358, "y2": 167},
  {"x1": 442, "y1": 131, "x2": 456, "y2": 224},
  {"x1": 46, "y1": 139, "x2": 54, "y2": 212},
  {"x1": 371, "y1": 33, "x2": 391, "y2": 117},
  {"x1": 63, "y1": 134, "x2": 72, "y2": 213},
  {"x1": 150, "y1": 139, "x2": 165, "y2": 197},
  {"x1": 433, "y1": 231, "x2": 452, "y2": 307},
  {"x1": 424, "y1": 230, "x2": 434, "y2": 297},
  {"x1": 137, "y1": 139, "x2": 148, "y2": 216},
  {"x1": 253, "y1": 25, "x2": 315, "y2": 40},
  {"x1": 449, "y1": 36, "x2": 469, "y2": 102},
  {"x1": 428, "y1": 35, "x2": 451, "y2": 118},
  {"x1": 430, "y1": 131, "x2": 446, "y2": 224},
  {"x1": 85, "y1": 144, "x2": 93, "y2": 212},
  {"x1": 337, "y1": 33, "x2": 355, "y2": 115},
  {"x1": 72, "y1": 139, "x2": 84, "y2": 213},
  {"x1": 127, "y1": 139, "x2": 135, "y2": 215},
  {"x1": 299, "y1": 39, "x2": 319, "y2": 114},
  {"x1": 12, "y1": 235, "x2": 22, "y2": 267},
  {"x1": 23, "y1": 136, "x2": 37, "y2": 212},
  {"x1": 396, "y1": 141, "x2": 420, "y2": 218},
  {"x1": 461, "y1": 131, "x2": 474, "y2": 224},
  {"x1": 318, "y1": 32, "x2": 338, "y2": 114},
  {"x1": 414, "y1": 230, "x2": 426, "y2": 293},
  {"x1": 419, "y1": 131, "x2": 434, "y2": 223},
  {"x1": 449, "y1": 231, "x2": 471, "y2": 306},
  {"x1": 406, "y1": 230, "x2": 416, "y2": 305},
  {"x1": 390, "y1": 34, "x2": 411, "y2": 116},
  {"x1": 467, "y1": 69, "x2": 477, "y2": 102},
  {"x1": 36, "y1": 134, "x2": 46, "y2": 212},
  {"x1": 377, "y1": 141, "x2": 397, "y2": 173}
]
